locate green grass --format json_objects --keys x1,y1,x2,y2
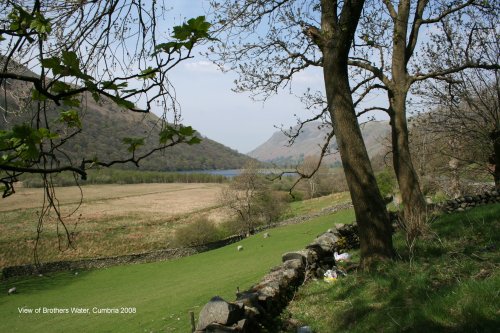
[
  {"x1": 0, "y1": 209, "x2": 355, "y2": 333},
  {"x1": 287, "y1": 192, "x2": 351, "y2": 217},
  {"x1": 283, "y1": 204, "x2": 500, "y2": 333}
]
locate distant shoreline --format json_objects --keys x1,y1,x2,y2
[{"x1": 179, "y1": 168, "x2": 297, "y2": 177}]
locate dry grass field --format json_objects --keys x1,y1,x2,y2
[{"x1": 0, "y1": 183, "x2": 227, "y2": 268}]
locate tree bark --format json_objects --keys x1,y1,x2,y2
[
  {"x1": 389, "y1": 92, "x2": 427, "y2": 218},
  {"x1": 388, "y1": 0, "x2": 427, "y2": 218},
  {"x1": 321, "y1": 0, "x2": 394, "y2": 265}
]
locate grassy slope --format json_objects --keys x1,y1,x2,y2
[
  {"x1": 0, "y1": 210, "x2": 355, "y2": 333},
  {"x1": 283, "y1": 204, "x2": 500, "y2": 333},
  {"x1": 287, "y1": 192, "x2": 351, "y2": 217}
]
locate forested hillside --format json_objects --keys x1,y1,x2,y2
[{"x1": 0, "y1": 63, "x2": 253, "y2": 172}]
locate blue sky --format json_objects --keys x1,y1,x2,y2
[
  {"x1": 162, "y1": 1, "x2": 393, "y2": 154},
  {"x1": 161, "y1": 1, "x2": 327, "y2": 153}
]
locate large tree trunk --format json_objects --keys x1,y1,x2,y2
[
  {"x1": 321, "y1": 0, "x2": 394, "y2": 265},
  {"x1": 389, "y1": 92, "x2": 427, "y2": 218}
]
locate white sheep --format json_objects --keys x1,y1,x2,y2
[
  {"x1": 237, "y1": 245, "x2": 243, "y2": 251},
  {"x1": 8, "y1": 287, "x2": 16, "y2": 295}
]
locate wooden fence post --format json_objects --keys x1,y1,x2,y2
[{"x1": 189, "y1": 311, "x2": 196, "y2": 332}]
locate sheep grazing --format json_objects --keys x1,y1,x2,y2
[
  {"x1": 237, "y1": 245, "x2": 243, "y2": 251},
  {"x1": 8, "y1": 287, "x2": 16, "y2": 295}
]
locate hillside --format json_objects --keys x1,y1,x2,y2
[
  {"x1": 47, "y1": 101, "x2": 254, "y2": 171},
  {"x1": 248, "y1": 120, "x2": 390, "y2": 166},
  {"x1": 0, "y1": 62, "x2": 253, "y2": 172}
]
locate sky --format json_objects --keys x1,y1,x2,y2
[
  {"x1": 160, "y1": 1, "x2": 328, "y2": 154},
  {"x1": 158, "y1": 1, "x2": 393, "y2": 154}
]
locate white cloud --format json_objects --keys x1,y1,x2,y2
[
  {"x1": 183, "y1": 60, "x2": 220, "y2": 73},
  {"x1": 293, "y1": 70, "x2": 322, "y2": 84}
]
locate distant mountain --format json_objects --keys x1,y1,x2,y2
[
  {"x1": 0, "y1": 62, "x2": 253, "y2": 172},
  {"x1": 248, "y1": 121, "x2": 390, "y2": 166}
]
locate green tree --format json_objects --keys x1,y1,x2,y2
[
  {"x1": 376, "y1": 168, "x2": 397, "y2": 199},
  {"x1": 0, "y1": 1, "x2": 210, "y2": 262}
]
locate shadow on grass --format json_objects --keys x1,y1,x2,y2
[
  {"x1": 0, "y1": 269, "x2": 92, "y2": 300},
  {"x1": 287, "y1": 266, "x2": 499, "y2": 332},
  {"x1": 282, "y1": 204, "x2": 500, "y2": 333}
]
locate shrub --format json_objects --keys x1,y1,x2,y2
[
  {"x1": 218, "y1": 219, "x2": 247, "y2": 237},
  {"x1": 173, "y1": 217, "x2": 223, "y2": 247},
  {"x1": 397, "y1": 207, "x2": 435, "y2": 265},
  {"x1": 376, "y1": 168, "x2": 397, "y2": 198},
  {"x1": 257, "y1": 191, "x2": 289, "y2": 223},
  {"x1": 289, "y1": 190, "x2": 304, "y2": 202},
  {"x1": 432, "y1": 190, "x2": 449, "y2": 202}
]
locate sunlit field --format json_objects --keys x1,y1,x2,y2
[
  {"x1": 0, "y1": 183, "x2": 226, "y2": 267},
  {"x1": 0, "y1": 210, "x2": 356, "y2": 333}
]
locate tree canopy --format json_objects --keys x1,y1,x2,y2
[
  {"x1": 1, "y1": 1, "x2": 211, "y2": 196},
  {"x1": 0, "y1": 0, "x2": 211, "y2": 262},
  {"x1": 347, "y1": 0, "x2": 499, "y2": 217}
]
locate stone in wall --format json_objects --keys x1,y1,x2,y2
[
  {"x1": 196, "y1": 296, "x2": 245, "y2": 332},
  {"x1": 331, "y1": 223, "x2": 360, "y2": 250}
]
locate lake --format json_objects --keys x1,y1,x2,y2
[{"x1": 181, "y1": 169, "x2": 296, "y2": 178}]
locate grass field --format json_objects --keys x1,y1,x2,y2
[
  {"x1": 0, "y1": 183, "x2": 224, "y2": 213},
  {"x1": 2, "y1": 188, "x2": 497, "y2": 332},
  {"x1": 0, "y1": 183, "x2": 227, "y2": 267},
  {"x1": 0, "y1": 209, "x2": 356, "y2": 333}
]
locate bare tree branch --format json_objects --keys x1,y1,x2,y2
[
  {"x1": 421, "y1": 0, "x2": 476, "y2": 24},
  {"x1": 348, "y1": 59, "x2": 391, "y2": 87},
  {"x1": 382, "y1": 0, "x2": 398, "y2": 21},
  {"x1": 412, "y1": 63, "x2": 500, "y2": 83}
]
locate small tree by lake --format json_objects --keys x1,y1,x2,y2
[{"x1": 219, "y1": 161, "x2": 286, "y2": 235}]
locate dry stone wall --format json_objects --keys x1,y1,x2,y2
[
  {"x1": 433, "y1": 189, "x2": 500, "y2": 213},
  {"x1": 195, "y1": 224, "x2": 358, "y2": 332}
]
